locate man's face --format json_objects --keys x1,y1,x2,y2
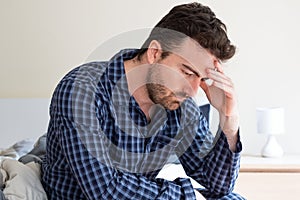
[{"x1": 146, "y1": 38, "x2": 218, "y2": 110}]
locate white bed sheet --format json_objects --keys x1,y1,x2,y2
[{"x1": 157, "y1": 163, "x2": 203, "y2": 189}]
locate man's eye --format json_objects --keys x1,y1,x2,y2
[{"x1": 182, "y1": 70, "x2": 193, "y2": 76}]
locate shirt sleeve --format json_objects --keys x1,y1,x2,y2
[
  {"x1": 52, "y1": 80, "x2": 197, "y2": 200},
  {"x1": 177, "y1": 110, "x2": 242, "y2": 199}
]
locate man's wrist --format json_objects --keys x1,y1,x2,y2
[
  {"x1": 219, "y1": 113, "x2": 239, "y2": 132},
  {"x1": 219, "y1": 114, "x2": 239, "y2": 152}
]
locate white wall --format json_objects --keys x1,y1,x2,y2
[
  {"x1": 1, "y1": 0, "x2": 300, "y2": 155},
  {"x1": 0, "y1": 99, "x2": 50, "y2": 148}
]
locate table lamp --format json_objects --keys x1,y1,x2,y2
[{"x1": 256, "y1": 107, "x2": 285, "y2": 158}]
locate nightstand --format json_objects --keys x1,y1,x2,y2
[{"x1": 234, "y1": 155, "x2": 300, "y2": 200}]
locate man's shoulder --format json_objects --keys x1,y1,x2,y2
[
  {"x1": 51, "y1": 61, "x2": 112, "y2": 103},
  {"x1": 61, "y1": 61, "x2": 108, "y2": 84}
]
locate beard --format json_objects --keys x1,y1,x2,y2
[
  {"x1": 146, "y1": 65, "x2": 187, "y2": 110},
  {"x1": 146, "y1": 83, "x2": 181, "y2": 110}
]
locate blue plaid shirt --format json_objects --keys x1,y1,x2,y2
[{"x1": 42, "y1": 49, "x2": 242, "y2": 200}]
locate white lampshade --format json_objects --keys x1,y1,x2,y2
[
  {"x1": 256, "y1": 107, "x2": 285, "y2": 135},
  {"x1": 256, "y1": 107, "x2": 285, "y2": 157}
]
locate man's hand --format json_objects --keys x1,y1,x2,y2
[{"x1": 199, "y1": 62, "x2": 239, "y2": 151}]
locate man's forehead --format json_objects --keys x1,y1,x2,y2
[{"x1": 172, "y1": 37, "x2": 216, "y2": 73}]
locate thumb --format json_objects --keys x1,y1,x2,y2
[{"x1": 200, "y1": 80, "x2": 211, "y2": 101}]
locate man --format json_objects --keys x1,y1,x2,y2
[{"x1": 42, "y1": 2, "x2": 244, "y2": 199}]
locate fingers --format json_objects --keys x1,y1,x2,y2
[
  {"x1": 207, "y1": 68, "x2": 232, "y2": 87},
  {"x1": 211, "y1": 81, "x2": 234, "y2": 98},
  {"x1": 206, "y1": 68, "x2": 235, "y2": 98}
]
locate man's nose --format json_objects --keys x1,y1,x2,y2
[{"x1": 184, "y1": 78, "x2": 201, "y2": 97}]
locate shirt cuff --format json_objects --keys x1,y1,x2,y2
[
  {"x1": 216, "y1": 127, "x2": 242, "y2": 154},
  {"x1": 173, "y1": 177, "x2": 196, "y2": 200}
]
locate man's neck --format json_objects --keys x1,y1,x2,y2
[{"x1": 124, "y1": 56, "x2": 154, "y2": 121}]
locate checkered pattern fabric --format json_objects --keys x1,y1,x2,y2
[{"x1": 41, "y1": 49, "x2": 243, "y2": 199}]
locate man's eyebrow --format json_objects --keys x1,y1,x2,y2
[{"x1": 182, "y1": 64, "x2": 200, "y2": 77}]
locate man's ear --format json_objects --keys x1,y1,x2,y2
[{"x1": 146, "y1": 40, "x2": 163, "y2": 64}]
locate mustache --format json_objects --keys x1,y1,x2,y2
[{"x1": 174, "y1": 92, "x2": 189, "y2": 98}]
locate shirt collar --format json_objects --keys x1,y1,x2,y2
[
  {"x1": 107, "y1": 49, "x2": 138, "y2": 105},
  {"x1": 107, "y1": 49, "x2": 139, "y2": 86}
]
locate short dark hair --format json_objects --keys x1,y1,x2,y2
[{"x1": 137, "y1": 2, "x2": 236, "y2": 61}]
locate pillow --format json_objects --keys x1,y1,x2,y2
[
  {"x1": 0, "y1": 190, "x2": 5, "y2": 200},
  {"x1": 1, "y1": 159, "x2": 47, "y2": 200},
  {"x1": 19, "y1": 134, "x2": 46, "y2": 164},
  {"x1": 0, "y1": 139, "x2": 35, "y2": 160},
  {"x1": 0, "y1": 168, "x2": 7, "y2": 190}
]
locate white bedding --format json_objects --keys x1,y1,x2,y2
[
  {"x1": 0, "y1": 137, "x2": 47, "y2": 200},
  {"x1": 157, "y1": 163, "x2": 203, "y2": 189},
  {"x1": 0, "y1": 159, "x2": 47, "y2": 200}
]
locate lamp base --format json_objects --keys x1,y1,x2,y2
[{"x1": 261, "y1": 135, "x2": 284, "y2": 158}]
